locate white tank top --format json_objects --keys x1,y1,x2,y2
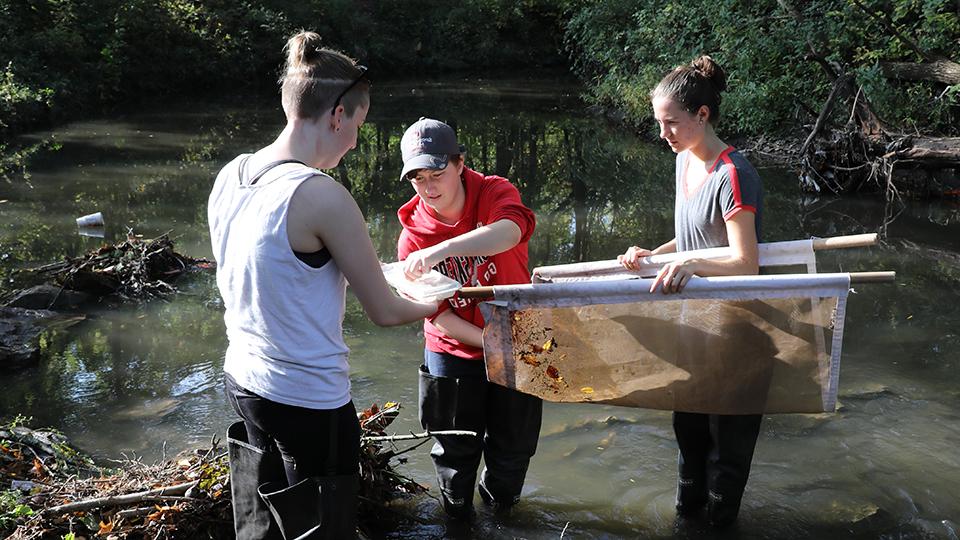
[{"x1": 208, "y1": 154, "x2": 350, "y2": 410}]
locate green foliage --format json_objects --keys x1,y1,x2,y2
[
  {"x1": 564, "y1": 0, "x2": 960, "y2": 136},
  {"x1": 0, "y1": 139, "x2": 60, "y2": 184},
  {"x1": 349, "y1": 0, "x2": 572, "y2": 72},
  {"x1": 2, "y1": 0, "x2": 957, "y2": 138},
  {"x1": 0, "y1": 64, "x2": 54, "y2": 131},
  {"x1": 0, "y1": 0, "x2": 570, "y2": 136},
  {"x1": 0, "y1": 490, "x2": 34, "y2": 532},
  {"x1": 3, "y1": 415, "x2": 33, "y2": 429}
]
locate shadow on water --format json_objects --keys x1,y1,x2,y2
[{"x1": 2, "y1": 76, "x2": 960, "y2": 538}]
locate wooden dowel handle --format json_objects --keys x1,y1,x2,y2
[
  {"x1": 813, "y1": 233, "x2": 878, "y2": 250},
  {"x1": 849, "y1": 271, "x2": 895, "y2": 283},
  {"x1": 459, "y1": 286, "x2": 494, "y2": 299}
]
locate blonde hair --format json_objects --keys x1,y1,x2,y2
[
  {"x1": 651, "y1": 55, "x2": 727, "y2": 125},
  {"x1": 280, "y1": 31, "x2": 369, "y2": 120}
]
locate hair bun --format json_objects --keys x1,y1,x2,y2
[
  {"x1": 285, "y1": 31, "x2": 323, "y2": 69},
  {"x1": 690, "y1": 55, "x2": 727, "y2": 93}
]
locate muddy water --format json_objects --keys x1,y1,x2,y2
[{"x1": 1, "y1": 77, "x2": 958, "y2": 538}]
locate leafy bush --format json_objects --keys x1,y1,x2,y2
[
  {"x1": 0, "y1": 64, "x2": 53, "y2": 131},
  {"x1": 0, "y1": 0, "x2": 570, "y2": 136},
  {"x1": 1, "y1": 0, "x2": 957, "y2": 138},
  {"x1": 564, "y1": 0, "x2": 960, "y2": 136}
]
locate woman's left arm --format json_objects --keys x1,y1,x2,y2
[
  {"x1": 649, "y1": 211, "x2": 759, "y2": 293},
  {"x1": 402, "y1": 219, "x2": 522, "y2": 279}
]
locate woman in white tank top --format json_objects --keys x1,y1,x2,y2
[{"x1": 208, "y1": 31, "x2": 437, "y2": 540}]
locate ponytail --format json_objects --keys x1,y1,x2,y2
[
  {"x1": 280, "y1": 31, "x2": 369, "y2": 120},
  {"x1": 651, "y1": 55, "x2": 727, "y2": 124}
]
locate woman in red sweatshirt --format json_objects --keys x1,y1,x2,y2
[{"x1": 396, "y1": 117, "x2": 541, "y2": 519}]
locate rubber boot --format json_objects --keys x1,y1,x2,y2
[
  {"x1": 259, "y1": 474, "x2": 359, "y2": 540},
  {"x1": 258, "y1": 478, "x2": 323, "y2": 540},
  {"x1": 227, "y1": 421, "x2": 284, "y2": 540},
  {"x1": 316, "y1": 474, "x2": 359, "y2": 539},
  {"x1": 676, "y1": 476, "x2": 708, "y2": 516},
  {"x1": 707, "y1": 489, "x2": 742, "y2": 528}
]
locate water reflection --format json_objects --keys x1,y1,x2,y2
[{"x1": 1, "y1": 77, "x2": 960, "y2": 538}]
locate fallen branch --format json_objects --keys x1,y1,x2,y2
[
  {"x1": 41, "y1": 481, "x2": 197, "y2": 516},
  {"x1": 800, "y1": 73, "x2": 852, "y2": 157},
  {"x1": 361, "y1": 430, "x2": 478, "y2": 442},
  {"x1": 25, "y1": 233, "x2": 211, "y2": 303}
]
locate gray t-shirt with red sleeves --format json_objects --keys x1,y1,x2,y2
[{"x1": 674, "y1": 147, "x2": 763, "y2": 252}]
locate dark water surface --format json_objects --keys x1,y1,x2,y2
[{"x1": 2, "y1": 77, "x2": 959, "y2": 539}]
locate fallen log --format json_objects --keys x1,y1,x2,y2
[
  {"x1": 880, "y1": 60, "x2": 960, "y2": 85},
  {"x1": 883, "y1": 136, "x2": 960, "y2": 164}
]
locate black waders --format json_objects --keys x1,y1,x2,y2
[
  {"x1": 673, "y1": 411, "x2": 763, "y2": 528},
  {"x1": 257, "y1": 474, "x2": 359, "y2": 540},
  {"x1": 418, "y1": 362, "x2": 542, "y2": 519},
  {"x1": 228, "y1": 421, "x2": 359, "y2": 539},
  {"x1": 227, "y1": 421, "x2": 284, "y2": 540}
]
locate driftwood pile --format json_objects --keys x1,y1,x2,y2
[
  {"x1": 2, "y1": 422, "x2": 232, "y2": 540},
  {"x1": 1, "y1": 234, "x2": 210, "y2": 368},
  {"x1": 2, "y1": 403, "x2": 448, "y2": 539},
  {"x1": 27, "y1": 233, "x2": 211, "y2": 302}
]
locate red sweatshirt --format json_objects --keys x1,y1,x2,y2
[{"x1": 397, "y1": 167, "x2": 536, "y2": 360}]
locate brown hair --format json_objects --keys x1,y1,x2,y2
[
  {"x1": 280, "y1": 31, "x2": 369, "y2": 120},
  {"x1": 651, "y1": 55, "x2": 727, "y2": 124}
]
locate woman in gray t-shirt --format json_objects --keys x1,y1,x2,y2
[{"x1": 618, "y1": 55, "x2": 763, "y2": 529}]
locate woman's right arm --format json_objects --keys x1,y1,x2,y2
[
  {"x1": 618, "y1": 238, "x2": 677, "y2": 270},
  {"x1": 432, "y1": 310, "x2": 483, "y2": 349},
  {"x1": 293, "y1": 177, "x2": 437, "y2": 326}
]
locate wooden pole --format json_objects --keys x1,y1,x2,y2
[
  {"x1": 849, "y1": 271, "x2": 895, "y2": 283},
  {"x1": 812, "y1": 233, "x2": 878, "y2": 250},
  {"x1": 459, "y1": 286, "x2": 494, "y2": 299}
]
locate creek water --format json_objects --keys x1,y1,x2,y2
[{"x1": 1, "y1": 77, "x2": 959, "y2": 539}]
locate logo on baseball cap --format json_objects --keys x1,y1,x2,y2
[{"x1": 399, "y1": 117, "x2": 466, "y2": 181}]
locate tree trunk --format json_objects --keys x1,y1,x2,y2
[
  {"x1": 883, "y1": 136, "x2": 960, "y2": 164},
  {"x1": 880, "y1": 60, "x2": 960, "y2": 85}
]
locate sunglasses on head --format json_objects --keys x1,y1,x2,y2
[{"x1": 330, "y1": 65, "x2": 369, "y2": 116}]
